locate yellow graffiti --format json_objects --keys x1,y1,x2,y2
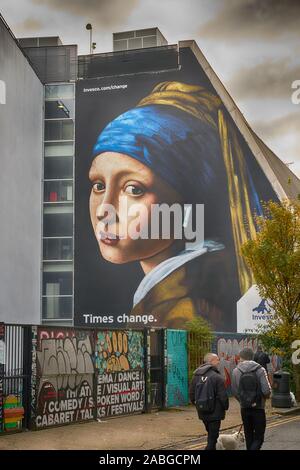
[{"x1": 106, "y1": 332, "x2": 130, "y2": 372}]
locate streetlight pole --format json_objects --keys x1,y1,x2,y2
[{"x1": 86, "y1": 23, "x2": 92, "y2": 54}]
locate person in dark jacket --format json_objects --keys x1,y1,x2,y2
[
  {"x1": 189, "y1": 353, "x2": 229, "y2": 450},
  {"x1": 254, "y1": 346, "x2": 270, "y2": 373},
  {"x1": 232, "y1": 348, "x2": 271, "y2": 450}
]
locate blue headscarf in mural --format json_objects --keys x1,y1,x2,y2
[{"x1": 92, "y1": 104, "x2": 223, "y2": 203}]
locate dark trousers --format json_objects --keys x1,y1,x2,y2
[
  {"x1": 241, "y1": 408, "x2": 266, "y2": 450},
  {"x1": 202, "y1": 420, "x2": 221, "y2": 450}
]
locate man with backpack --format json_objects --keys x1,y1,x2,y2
[
  {"x1": 232, "y1": 348, "x2": 271, "y2": 450},
  {"x1": 189, "y1": 353, "x2": 229, "y2": 450},
  {"x1": 254, "y1": 345, "x2": 271, "y2": 373}
]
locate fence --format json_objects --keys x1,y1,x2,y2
[
  {"x1": 0, "y1": 324, "x2": 190, "y2": 433},
  {"x1": 188, "y1": 331, "x2": 212, "y2": 382},
  {"x1": 1, "y1": 324, "x2": 268, "y2": 433}
]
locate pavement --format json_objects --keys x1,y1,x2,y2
[{"x1": 1, "y1": 397, "x2": 296, "y2": 450}]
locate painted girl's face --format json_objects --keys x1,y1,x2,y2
[{"x1": 89, "y1": 152, "x2": 183, "y2": 264}]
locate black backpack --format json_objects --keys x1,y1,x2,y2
[
  {"x1": 238, "y1": 366, "x2": 262, "y2": 408},
  {"x1": 195, "y1": 374, "x2": 216, "y2": 413}
]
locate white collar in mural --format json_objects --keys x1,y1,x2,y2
[{"x1": 133, "y1": 239, "x2": 224, "y2": 307}]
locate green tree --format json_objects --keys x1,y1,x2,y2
[
  {"x1": 186, "y1": 317, "x2": 214, "y2": 383},
  {"x1": 242, "y1": 200, "x2": 300, "y2": 399}
]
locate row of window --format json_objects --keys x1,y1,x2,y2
[{"x1": 42, "y1": 84, "x2": 75, "y2": 322}]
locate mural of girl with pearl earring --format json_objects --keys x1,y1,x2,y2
[{"x1": 75, "y1": 73, "x2": 278, "y2": 331}]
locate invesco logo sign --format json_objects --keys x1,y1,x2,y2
[{"x1": 0, "y1": 79, "x2": 6, "y2": 104}]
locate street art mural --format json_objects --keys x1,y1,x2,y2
[
  {"x1": 3, "y1": 395, "x2": 24, "y2": 432},
  {"x1": 166, "y1": 330, "x2": 188, "y2": 407},
  {"x1": 35, "y1": 328, "x2": 95, "y2": 428},
  {"x1": 75, "y1": 48, "x2": 279, "y2": 332},
  {"x1": 215, "y1": 335, "x2": 281, "y2": 393},
  {"x1": 95, "y1": 330, "x2": 145, "y2": 418}
]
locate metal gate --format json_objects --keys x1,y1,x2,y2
[
  {"x1": 0, "y1": 324, "x2": 32, "y2": 433},
  {"x1": 148, "y1": 329, "x2": 166, "y2": 409}
]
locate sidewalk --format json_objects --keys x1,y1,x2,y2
[{"x1": 0, "y1": 397, "x2": 272, "y2": 450}]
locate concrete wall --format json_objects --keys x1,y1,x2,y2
[{"x1": 0, "y1": 18, "x2": 43, "y2": 324}]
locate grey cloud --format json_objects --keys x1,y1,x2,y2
[
  {"x1": 17, "y1": 18, "x2": 43, "y2": 31},
  {"x1": 228, "y1": 59, "x2": 300, "y2": 100},
  {"x1": 31, "y1": 0, "x2": 139, "y2": 28},
  {"x1": 252, "y1": 112, "x2": 300, "y2": 139},
  {"x1": 200, "y1": 0, "x2": 300, "y2": 40}
]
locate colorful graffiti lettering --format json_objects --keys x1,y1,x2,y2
[
  {"x1": 216, "y1": 336, "x2": 281, "y2": 391},
  {"x1": 35, "y1": 328, "x2": 95, "y2": 428},
  {"x1": 95, "y1": 331, "x2": 145, "y2": 418},
  {"x1": 95, "y1": 331, "x2": 144, "y2": 373},
  {"x1": 37, "y1": 330, "x2": 94, "y2": 392},
  {"x1": 38, "y1": 329, "x2": 75, "y2": 345}
]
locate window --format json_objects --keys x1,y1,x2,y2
[
  {"x1": 43, "y1": 213, "x2": 73, "y2": 237},
  {"x1": 45, "y1": 99, "x2": 75, "y2": 119},
  {"x1": 143, "y1": 36, "x2": 157, "y2": 48},
  {"x1": 42, "y1": 296, "x2": 73, "y2": 319},
  {"x1": 43, "y1": 271, "x2": 72, "y2": 296},
  {"x1": 45, "y1": 84, "x2": 74, "y2": 100},
  {"x1": 113, "y1": 39, "x2": 128, "y2": 51},
  {"x1": 43, "y1": 238, "x2": 73, "y2": 260},
  {"x1": 45, "y1": 142, "x2": 74, "y2": 157},
  {"x1": 45, "y1": 120, "x2": 74, "y2": 141},
  {"x1": 44, "y1": 180, "x2": 73, "y2": 202},
  {"x1": 128, "y1": 38, "x2": 143, "y2": 50},
  {"x1": 44, "y1": 156, "x2": 73, "y2": 179}
]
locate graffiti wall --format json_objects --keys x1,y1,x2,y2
[
  {"x1": 166, "y1": 330, "x2": 188, "y2": 407},
  {"x1": 35, "y1": 327, "x2": 95, "y2": 429},
  {"x1": 95, "y1": 330, "x2": 145, "y2": 418},
  {"x1": 213, "y1": 333, "x2": 281, "y2": 393}
]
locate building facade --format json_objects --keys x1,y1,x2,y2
[
  {"x1": 1, "y1": 16, "x2": 300, "y2": 329},
  {"x1": 0, "y1": 14, "x2": 43, "y2": 324}
]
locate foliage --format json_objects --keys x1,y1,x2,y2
[
  {"x1": 242, "y1": 200, "x2": 300, "y2": 396},
  {"x1": 186, "y1": 317, "x2": 214, "y2": 382}
]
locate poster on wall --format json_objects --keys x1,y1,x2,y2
[
  {"x1": 75, "y1": 50, "x2": 278, "y2": 332},
  {"x1": 34, "y1": 328, "x2": 95, "y2": 429},
  {"x1": 95, "y1": 331, "x2": 145, "y2": 418}
]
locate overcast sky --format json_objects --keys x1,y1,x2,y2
[{"x1": 1, "y1": 0, "x2": 299, "y2": 177}]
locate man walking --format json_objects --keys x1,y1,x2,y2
[
  {"x1": 232, "y1": 348, "x2": 271, "y2": 450},
  {"x1": 189, "y1": 353, "x2": 229, "y2": 450},
  {"x1": 254, "y1": 345, "x2": 270, "y2": 373}
]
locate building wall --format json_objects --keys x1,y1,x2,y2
[{"x1": 0, "y1": 18, "x2": 43, "y2": 324}]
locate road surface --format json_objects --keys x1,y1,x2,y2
[{"x1": 161, "y1": 414, "x2": 300, "y2": 450}]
